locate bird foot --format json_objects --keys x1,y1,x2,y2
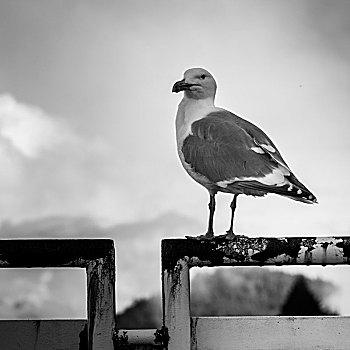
[
  {"x1": 216, "y1": 230, "x2": 236, "y2": 240},
  {"x1": 186, "y1": 231, "x2": 215, "y2": 241}
]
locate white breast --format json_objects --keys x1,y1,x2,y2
[
  {"x1": 175, "y1": 97, "x2": 221, "y2": 189},
  {"x1": 175, "y1": 97, "x2": 221, "y2": 147}
]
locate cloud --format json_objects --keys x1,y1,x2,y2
[
  {"x1": 0, "y1": 94, "x2": 124, "y2": 223},
  {"x1": 0, "y1": 94, "x2": 77, "y2": 158},
  {"x1": 8, "y1": 270, "x2": 53, "y2": 309}
]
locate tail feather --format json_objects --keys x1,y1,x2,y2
[{"x1": 232, "y1": 176, "x2": 318, "y2": 204}]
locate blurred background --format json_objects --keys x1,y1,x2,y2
[{"x1": 0, "y1": 0, "x2": 349, "y2": 324}]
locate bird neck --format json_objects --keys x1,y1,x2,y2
[
  {"x1": 175, "y1": 96, "x2": 216, "y2": 142},
  {"x1": 181, "y1": 96, "x2": 215, "y2": 114}
]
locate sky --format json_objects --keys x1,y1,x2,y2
[{"x1": 0, "y1": 0, "x2": 349, "y2": 313}]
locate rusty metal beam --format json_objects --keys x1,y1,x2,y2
[
  {"x1": 0, "y1": 239, "x2": 114, "y2": 268},
  {"x1": 162, "y1": 236, "x2": 350, "y2": 269}
]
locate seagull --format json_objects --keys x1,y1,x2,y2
[{"x1": 172, "y1": 67, "x2": 317, "y2": 239}]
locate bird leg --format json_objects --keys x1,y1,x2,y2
[
  {"x1": 205, "y1": 193, "x2": 216, "y2": 238},
  {"x1": 226, "y1": 194, "x2": 238, "y2": 239},
  {"x1": 186, "y1": 193, "x2": 216, "y2": 240}
]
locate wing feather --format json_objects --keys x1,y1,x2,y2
[
  {"x1": 182, "y1": 113, "x2": 275, "y2": 183},
  {"x1": 181, "y1": 110, "x2": 317, "y2": 203}
]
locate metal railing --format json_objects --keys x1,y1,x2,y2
[
  {"x1": 0, "y1": 239, "x2": 116, "y2": 349},
  {"x1": 162, "y1": 236, "x2": 350, "y2": 350},
  {"x1": 0, "y1": 238, "x2": 165, "y2": 350},
  {"x1": 2, "y1": 236, "x2": 350, "y2": 349}
]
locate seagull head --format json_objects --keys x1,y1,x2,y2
[{"x1": 172, "y1": 68, "x2": 217, "y2": 100}]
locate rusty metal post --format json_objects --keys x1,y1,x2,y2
[
  {"x1": 162, "y1": 244, "x2": 191, "y2": 350},
  {"x1": 86, "y1": 244, "x2": 116, "y2": 350}
]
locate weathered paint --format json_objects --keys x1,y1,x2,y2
[
  {"x1": 192, "y1": 316, "x2": 350, "y2": 350},
  {"x1": 116, "y1": 329, "x2": 160, "y2": 345},
  {"x1": 86, "y1": 252, "x2": 116, "y2": 350},
  {"x1": 163, "y1": 258, "x2": 191, "y2": 350},
  {"x1": 162, "y1": 236, "x2": 350, "y2": 268}
]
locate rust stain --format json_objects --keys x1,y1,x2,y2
[
  {"x1": 301, "y1": 238, "x2": 317, "y2": 265},
  {"x1": 168, "y1": 259, "x2": 187, "y2": 298},
  {"x1": 321, "y1": 242, "x2": 330, "y2": 265},
  {"x1": 33, "y1": 320, "x2": 40, "y2": 350},
  {"x1": 251, "y1": 238, "x2": 302, "y2": 263},
  {"x1": 86, "y1": 254, "x2": 115, "y2": 349},
  {"x1": 336, "y1": 238, "x2": 350, "y2": 261},
  {"x1": 162, "y1": 239, "x2": 222, "y2": 271},
  {"x1": 216, "y1": 236, "x2": 268, "y2": 263},
  {"x1": 302, "y1": 238, "x2": 317, "y2": 252},
  {"x1": 154, "y1": 325, "x2": 170, "y2": 346},
  {"x1": 162, "y1": 237, "x2": 350, "y2": 269},
  {"x1": 112, "y1": 329, "x2": 129, "y2": 347}
]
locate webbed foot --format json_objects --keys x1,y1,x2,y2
[
  {"x1": 216, "y1": 230, "x2": 236, "y2": 240},
  {"x1": 186, "y1": 231, "x2": 215, "y2": 240}
]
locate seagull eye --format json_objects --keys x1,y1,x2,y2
[{"x1": 199, "y1": 74, "x2": 206, "y2": 80}]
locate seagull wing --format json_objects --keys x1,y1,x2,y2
[
  {"x1": 182, "y1": 110, "x2": 317, "y2": 203},
  {"x1": 182, "y1": 111, "x2": 276, "y2": 182}
]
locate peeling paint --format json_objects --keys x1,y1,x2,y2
[
  {"x1": 162, "y1": 237, "x2": 350, "y2": 269},
  {"x1": 166, "y1": 258, "x2": 188, "y2": 300},
  {"x1": 250, "y1": 238, "x2": 302, "y2": 263},
  {"x1": 301, "y1": 238, "x2": 317, "y2": 252},
  {"x1": 163, "y1": 256, "x2": 191, "y2": 349},
  {"x1": 336, "y1": 238, "x2": 350, "y2": 261},
  {"x1": 86, "y1": 254, "x2": 116, "y2": 350},
  {"x1": 154, "y1": 325, "x2": 170, "y2": 346},
  {"x1": 188, "y1": 256, "x2": 211, "y2": 266},
  {"x1": 112, "y1": 329, "x2": 129, "y2": 348},
  {"x1": 216, "y1": 236, "x2": 269, "y2": 263}
]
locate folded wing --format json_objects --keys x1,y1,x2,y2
[{"x1": 182, "y1": 111, "x2": 317, "y2": 203}]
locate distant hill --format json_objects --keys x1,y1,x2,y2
[
  {"x1": 190, "y1": 267, "x2": 336, "y2": 316},
  {"x1": 280, "y1": 275, "x2": 337, "y2": 316},
  {"x1": 117, "y1": 268, "x2": 337, "y2": 329}
]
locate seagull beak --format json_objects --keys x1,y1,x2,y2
[{"x1": 172, "y1": 79, "x2": 198, "y2": 93}]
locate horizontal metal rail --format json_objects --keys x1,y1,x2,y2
[
  {"x1": 0, "y1": 321, "x2": 161, "y2": 349},
  {"x1": 192, "y1": 316, "x2": 350, "y2": 350},
  {"x1": 162, "y1": 236, "x2": 350, "y2": 268}
]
